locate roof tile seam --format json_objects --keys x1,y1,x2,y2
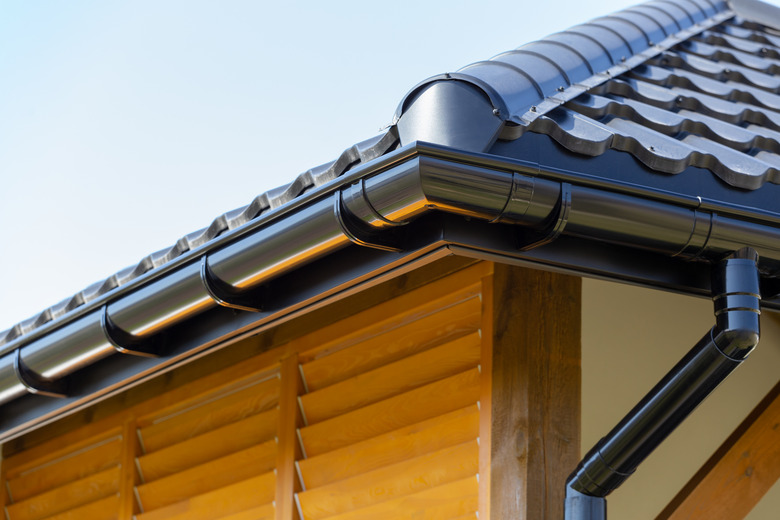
[
  {"x1": 641, "y1": 3, "x2": 685, "y2": 31},
  {"x1": 514, "y1": 10, "x2": 734, "y2": 126},
  {"x1": 519, "y1": 13, "x2": 780, "y2": 192}
]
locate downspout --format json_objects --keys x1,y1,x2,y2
[{"x1": 564, "y1": 248, "x2": 761, "y2": 519}]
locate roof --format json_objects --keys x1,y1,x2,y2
[{"x1": 3, "y1": 0, "x2": 780, "y2": 440}]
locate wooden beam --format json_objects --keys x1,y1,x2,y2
[
  {"x1": 276, "y1": 354, "x2": 303, "y2": 520},
  {"x1": 488, "y1": 264, "x2": 581, "y2": 519},
  {"x1": 657, "y1": 380, "x2": 780, "y2": 520},
  {"x1": 118, "y1": 418, "x2": 139, "y2": 520}
]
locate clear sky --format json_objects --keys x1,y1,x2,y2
[{"x1": 0, "y1": 0, "x2": 768, "y2": 332}]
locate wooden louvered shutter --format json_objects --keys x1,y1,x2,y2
[
  {"x1": 3, "y1": 426, "x2": 126, "y2": 520},
  {"x1": 1, "y1": 361, "x2": 285, "y2": 520},
  {"x1": 133, "y1": 368, "x2": 280, "y2": 520},
  {"x1": 1, "y1": 261, "x2": 586, "y2": 519},
  {"x1": 292, "y1": 264, "x2": 488, "y2": 520}
]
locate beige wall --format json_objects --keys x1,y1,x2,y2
[{"x1": 582, "y1": 277, "x2": 780, "y2": 519}]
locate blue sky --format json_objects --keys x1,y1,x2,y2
[{"x1": 0, "y1": 0, "x2": 762, "y2": 331}]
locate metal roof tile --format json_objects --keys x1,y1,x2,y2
[
  {"x1": 644, "y1": 0, "x2": 695, "y2": 26},
  {"x1": 637, "y1": 4, "x2": 685, "y2": 32},
  {"x1": 659, "y1": 0, "x2": 709, "y2": 22},
  {"x1": 492, "y1": 50, "x2": 573, "y2": 96},
  {"x1": 699, "y1": 29, "x2": 776, "y2": 54},
  {"x1": 634, "y1": 62, "x2": 780, "y2": 111},
  {"x1": 0, "y1": 130, "x2": 397, "y2": 348},
  {"x1": 680, "y1": 38, "x2": 780, "y2": 73},
  {"x1": 609, "y1": 11, "x2": 671, "y2": 43},
  {"x1": 680, "y1": 133, "x2": 777, "y2": 188},
  {"x1": 672, "y1": 50, "x2": 780, "y2": 90},
  {"x1": 543, "y1": 32, "x2": 615, "y2": 72},
  {"x1": 516, "y1": 41, "x2": 595, "y2": 84},
  {"x1": 569, "y1": 24, "x2": 637, "y2": 62}
]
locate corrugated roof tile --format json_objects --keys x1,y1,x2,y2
[{"x1": 0, "y1": 130, "x2": 398, "y2": 348}]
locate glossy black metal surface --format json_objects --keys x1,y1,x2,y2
[
  {"x1": 13, "y1": 349, "x2": 68, "y2": 398},
  {"x1": 564, "y1": 252, "x2": 761, "y2": 518},
  {"x1": 200, "y1": 256, "x2": 264, "y2": 312},
  {"x1": 101, "y1": 306, "x2": 164, "y2": 358}
]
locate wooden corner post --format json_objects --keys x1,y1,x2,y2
[{"x1": 486, "y1": 264, "x2": 581, "y2": 519}]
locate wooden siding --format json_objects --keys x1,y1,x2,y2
[{"x1": 0, "y1": 261, "x2": 582, "y2": 519}]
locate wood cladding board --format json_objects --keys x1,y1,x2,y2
[
  {"x1": 293, "y1": 271, "x2": 485, "y2": 519},
  {"x1": 3, "y1": 429, "x2": 125, "y2": 520},
  {"x1": 6, "y1": 466, "x2": 121, "y2": 520},
  {"x1": 136, "y1": 410, "x2": 278, "y2": 482},
  {"x1": 1, "y1": 261, "x2": 562, "y2": 520},
  {"x1": 137, "y1": 375, "x2": 280, "y2": 454},
  {"x1": 316, "y1": 477, "x2": 480, "y2": 520},
  {"x1": 297, "y1": 405, "x2": 480, "y2": 489},
  {"x1": 135, "y1": 471, "x2": 276, "y2": 520},
  {"x1": 135, "y1": 370, "x2": 281, "y2": 518}
]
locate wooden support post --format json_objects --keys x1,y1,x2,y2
[
  {"x1": 657, "y1": 380, "x2": 780, "y2": 520},
  {"x1": 488, "y1": 264, "x2": 581, "y2": 520},
  {"x1": 276, "y1": 355, "x2": 303, "y2": 520},
  {"x1": 118, "y1": 418, "x2": 139, "y2": 520}
]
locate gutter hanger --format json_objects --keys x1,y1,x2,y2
[
  {"x1": 565, "y1": 249, "x2": 762, "y2": 519},
  {"x1": 1, "y1": 147, "x2": 779, "y2": 439}
]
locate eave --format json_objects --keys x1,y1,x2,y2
[{"x1": 1, "y1": 140, "x2": 779, "y2": 441}]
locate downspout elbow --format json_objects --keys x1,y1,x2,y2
[
  {"x1": 711, "y1": 251, "x2": 761, "y2": 361},
  {"x1": 564, "y1": 249, "x2": 761, "y2": 520}
]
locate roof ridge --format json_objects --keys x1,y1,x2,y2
[{"x1": 394, "y1": 0, "x2": 732, "y2": 149}]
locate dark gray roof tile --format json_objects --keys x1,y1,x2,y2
[
  {"x1": 543, "y1": 32, "x2": 615, "y2": 72},
  {"x1": 516, "y1": 42, "x2": 594, "y2": 83},
  {"x1": 680, "y1": 38, "x2": 780, "y2": 73},
  {"x1": 644, "y1": 1, "x2": 693, "y2": 27},
  {"x1": 677, "y1": 49, "x2": 780, "y2": 90},
  {"x1": 613, "y1": 10, "x2": 671, "y2": 42},
  {"x1": 634, "y1": 62, "x2": 780, "y2": 111},
  {"x1": 571, "y1": 24, "x2": 637, "y2": 62},
  {"x1": 699, "y1": 29, "x2": 777, "y2": 54},
  {"x1": 0, "y1": 130, "x2": 397, "y2": 348}
]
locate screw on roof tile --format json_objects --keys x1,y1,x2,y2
[
  {"x1": 676, "y1": 96, "x2": 684, "y2": 104},
  {"x1": 492, "y1": 108, "x2": 501, "y2": 116},
  {"x1": 530, "y1": 105, "x2": 537, "y2": 112},
  {"x1": 621, "y1": 56, "x2": 626, "y2": 62},
  {"x1": 557, "y1": 86, "x2": 565, "y2": 92},
  {"x1": 724, "y1": 69, "x2": 731, "y2": 74},
  {"x1": 649, "y1": 146, "x2": 656, "y2": 152}
]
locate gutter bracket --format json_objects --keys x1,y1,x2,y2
[
  {"x1": 200, "y1": 256, "x2": 265, "y2": 312},
  {"x1": 101, "y1": 305, "x2": 164, "y2": 358},
  {"x1": 13, "y1": 349, "x2": 68, "y2": 398},
  {"x1": 335, "y1": 190, "x2": 404, "y2": 252},
  {"x1": 518, "y1": 182, "x2": 571, "y2": 251}
]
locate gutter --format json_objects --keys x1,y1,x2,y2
[
  {"x1": 564, "y1": 249, "x2": 761, "y2": 519},
  {"x1": 1, "y1": 144, "x2": 779, "y2": 439}
]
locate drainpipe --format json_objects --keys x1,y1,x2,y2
[{"x1": 564, "y1": 248, "x2": 761, "y2": 519}]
